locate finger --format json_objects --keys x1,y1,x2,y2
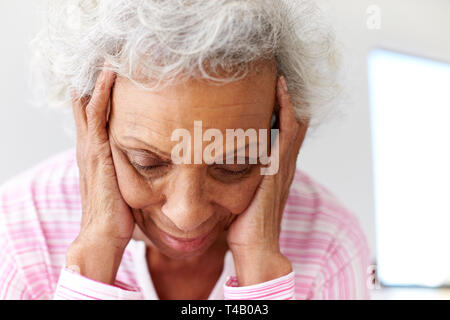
[
  {"x1": 262, "y1": 122, "x2": 280, "y2": 176},
  {"x1": 71, "y1": 89, "x2": 87, "y2": 135},
  {"x1": 85, "y1": 68, "x2": 116, "y2": 143},
  {"x1": 293, "y1": 119, "x2": 309, "y2": 152},
  {"x1": 276, "y1": 76, "x2": 300, "y2": 151},
  {"x1": 224, "y1": 214, "x2": 238, "y2": 231}
]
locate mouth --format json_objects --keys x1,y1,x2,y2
[{"x1": 158, "y1": 228, "x2": 213, "y2": 252}]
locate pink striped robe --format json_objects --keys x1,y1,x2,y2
[{"x1": 0, "y1": 148, "x2": 370, "y2": 300}]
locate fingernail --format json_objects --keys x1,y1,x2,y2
[
  {"x1": 280, "y1": 76, "x2": 288, "y2": 92},
  {"x1": 98, "y1": 69, "x2": 106, "y2": 83},
  {"x1": 67, "y1": 265, "x2": 81, "y2": 274}
]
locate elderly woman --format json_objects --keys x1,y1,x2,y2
[{"x1": 0, "y1": 0, "x2": 369, "y2": 300}]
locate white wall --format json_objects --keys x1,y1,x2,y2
[
  {"x1": 0, "y1": 0, "x2": 75, "y2": 183},
  {"x1": 299, "y1": 0, "x2": 450, "y2": 262},
  {"x1": 1, "y1": 0, "x2": 449, "y2": 262}
]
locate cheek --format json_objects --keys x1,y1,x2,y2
[
  {"x1": 110, "y1": 145, "x2": 161, "y2": 209},
  {"x1": 212, "y1": 175, "x2": 262, "y2": 214}
]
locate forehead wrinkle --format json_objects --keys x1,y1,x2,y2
[
  {"x1": 118, "y1": 115, "x2": 270, "y2": 137},
  {"x1": 113, "y1": 117, "x2": 173, "y2": 141},
  {"x1": 111, "y1": 124, "x2": 171, "y2": 143},
  {"x1": 126, "y1": 125, "x2": 172, "y2": 140},
  {"x1": 120, "y1": 110, "x2": 179, "y2": 131},
  {"x1": 121, "y1": 106, "x2": 269, "y2": 124},
  {"x1": 188, "y1": 101, "x2": 266, "y2": 110}
]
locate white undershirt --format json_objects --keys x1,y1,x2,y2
[{"x1": 129, "y1": 239, "x2": 236, "y2": 300}]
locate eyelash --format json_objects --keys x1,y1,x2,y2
[
  {"x1": 132, "y1": 162, "x2": 250, "y2": 176},
  {"x1": 216, "y1": 165, "x2": 251, "y2": 176},
  {"x1": 132, "y1": 162, "x2": 167, "y2": 171}
]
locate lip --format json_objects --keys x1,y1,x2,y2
[{"x1": 159, "y1": 228, "x2": 212, "y2": 252}]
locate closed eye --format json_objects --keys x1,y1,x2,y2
[
  {"x1": 214, "y1": 164, "x2": 250, "y2": 175},
  {"x1": 131, "y1": 162, "x2": 168, "y2": 171}
]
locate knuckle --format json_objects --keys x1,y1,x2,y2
[
  {"x1": 85, "y1": 103, "x2": 98, "y2": 120},
  {"x1": 86, "y1": 141, "x2": 111, "y2": 162}
]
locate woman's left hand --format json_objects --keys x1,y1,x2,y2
[{"x1": 226, "y1": 76, "x2": 309, "y2": 286}]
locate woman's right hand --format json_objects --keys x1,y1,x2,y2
[{"x1": 65, "y1": 67, "x2": 135, "y2": 285}]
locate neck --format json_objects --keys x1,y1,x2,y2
[{"x1": 132, "y1": 225, "x2": 229, "y2": 272}]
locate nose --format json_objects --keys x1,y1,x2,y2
[{"x1": 161, "y1": 167, "x2": 214, "y2": 233}]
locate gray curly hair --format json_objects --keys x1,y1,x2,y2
[{"x1": 30, "y1": 0, "x2": 340, "y2": 125}]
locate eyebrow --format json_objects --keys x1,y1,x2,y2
[
  {"x1": 120, "y1": 136, "x2": 172, "y2": 160},
  {"x1": 217, "y1": 142, "x2": 259, "y2": 163},
  {"x1": 119, "y1": 135, "x2": 259, "y2": 164}
]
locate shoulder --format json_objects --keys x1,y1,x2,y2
[
  {"x1": 0, "y1": 147, "x2": 80, "y2": 222},
  {"x1": 0, "y1": 147, "x2": 81, "y2": 299},
  {"x1": 0, "y1": 146, "x2": 81, "y2": 241},
  {"x1": 283, "y1": 169, "x2": 364, "y2": 229},
  {"x1": 281, "y1": 169, "x2": 370, "y2": 299}
]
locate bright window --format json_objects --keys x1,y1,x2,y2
[{"x1": 368, "y1": 49, "x2": 450, "y2": 287}]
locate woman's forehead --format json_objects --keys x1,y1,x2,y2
[{"x1": 110, "y1": 70, "x2": 276, "y2": 132}]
